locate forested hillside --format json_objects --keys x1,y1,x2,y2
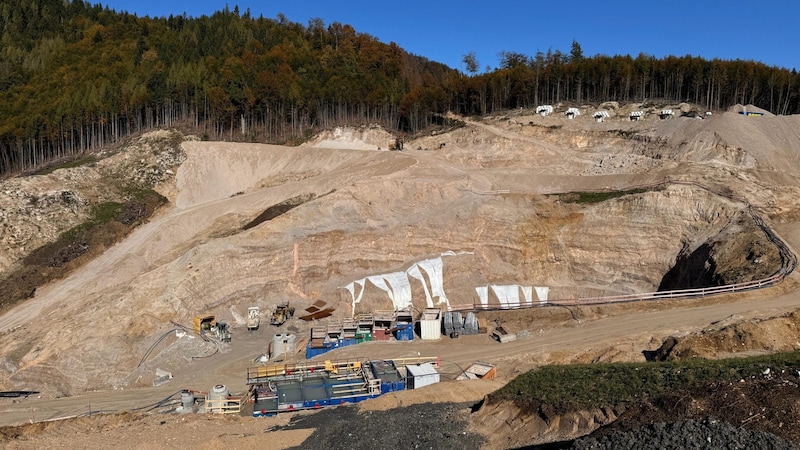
[{"x1": 1, "y1": 0, "x2": 799, "y2": 177}]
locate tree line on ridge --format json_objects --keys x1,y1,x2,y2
[{"x1": 1, "y1": 1, "x2": 797, "y2": 176}]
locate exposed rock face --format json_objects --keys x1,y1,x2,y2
[
  {"x1": 0, "y1": 109, "x2": 798, "y2": 395},
  {"x1": 0, "y1": 130, "x2": 190, "y2": 275}
]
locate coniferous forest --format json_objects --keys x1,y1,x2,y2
[{"x1": 2, "y1": 0, "x2": 799, "y2": 177}]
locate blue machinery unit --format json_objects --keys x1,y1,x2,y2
[
  {"x1": 304, "y1": 310, "x2": 417, "y2": 359},
  {"x1": 305, "y1": 337, "x2": 358, "y2": 359},
  {"x1": 247, "y1": 357, "x2": 438, "y2": 417}
]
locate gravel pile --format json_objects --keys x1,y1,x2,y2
[
  {"x1": 275, "y1": 402, "x2": 482, "y2": 450},
  {"x1": 568, "y1": 418, "x2": 798, "y2": 450}
]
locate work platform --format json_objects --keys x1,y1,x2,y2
[{"x1": 248, "y1": 357, "x2": 439, "y2": 417}]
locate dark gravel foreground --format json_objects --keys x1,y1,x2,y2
[
  {"x1": 565, "y1": 418, "x2": 798, "y2": 450},
  {"x1": 274, "y1": 402, "x2": 483, "y2": 450}
]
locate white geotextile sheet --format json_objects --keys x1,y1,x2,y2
[
  {"x1": 406, "y1": 264, "x2": 434, "y2": 308},
  {"x1": 491, "y1": 285, "x2": 520, "y2": 309},
  {"x1": 342, "y1": 251, "x2": 462, "y2": 313},
  {"x1": 379, "y1": 272, "x2": 413, "y2": 310},
  {"x1": 521, "y1": 286, "x2": 533, "y2": 306},
  {"x1": 475, "y1": 286, "x2": 489, "y2": 307},
  {"x1": 416, "y1": 256, "x2": 450, "y2": 307},
  {"x1": 343, "y1": 272, "x2": 414, "y2": 313},
  {"x1": 535, "y1": 286, "x2": 549, "y2": 303}
]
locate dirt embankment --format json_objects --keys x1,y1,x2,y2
[
  {"x1": 651, "y1": 311, "x2": 800, "y2": 360},
  {"x1": 471, "y1": 310, "x2": 800, "y2": 449},
  {"x1": 472, "y1": 400, "x2": 621, "y2": 449},
  {"x1": 2, "y1": 103, "x2": 800, "y2": 448},
  {"x1": 473, "y1": 368, "x2": 800, "y2": 449}
]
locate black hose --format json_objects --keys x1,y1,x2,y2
[
  {"x1": 130, "y1": 390, "x2": 183, "y2": 411},
  {"x1": 137, "y1": 328, "x2": 180, "y2": 368}
]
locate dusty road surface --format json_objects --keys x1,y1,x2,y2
[{"x1": 3, "y1": 103, "x2": 800, "y2": 448}]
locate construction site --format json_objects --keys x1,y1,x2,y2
[{"x1": 5, "y1": 102, "x2": 800, "y2": 448}]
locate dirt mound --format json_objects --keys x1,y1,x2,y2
[
  {"x1": 583, "y1": 371, "x2": 800, "y2": 447},
  {"x1": 472, "y1": 399, "x2": 620, "y2": 449},
  {"x1": 569, "y1": 418, "x2": 796, "y2": 450},
  {"x1": 472, "y1": 347, "x2": 800, "y2": 449},
  {"x1": 652, "y1": 311, "x2": 800, "y2": 360},
  {"x1": 273, "y1": 402, "x2": 483, "y2": 450},
  {"x1": 301, "y1": 124, "x2": 396, "y2": 150},
  {"x1": 0, "y1": 410, "x2": 313, "y2": 449}
]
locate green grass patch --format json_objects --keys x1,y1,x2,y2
[
  {"x1": 0, "y1": 187, "x2": 167, "y2": 314},
  {"x1": 122, "y1": 183, "x2": 167, "y2": 203},
  {"x1": 62, "y1": 201, "x2": 125, "y2": 241},
  {"x1": 492, "y1": 351, "x2": 800, "y2": 407},
  {"x1": 35, "y1": 155, "x2": 97, "y2": 175},
  {"x1": 558, "y1": 188, "x2": 651, "y2": 204}
]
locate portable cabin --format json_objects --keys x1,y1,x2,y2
[
  {"x1": 355, "y1": 313, "x2": 374, "y2": 342},
  {"x1": 406, "y1": 363, "x2": 440, "y2": 389},
  {"x1": 419, "y1": 308, "x2": 442, "y2": 340}
]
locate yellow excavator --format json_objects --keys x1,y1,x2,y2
[{"x1": 270, "y1": 302, "x2": 295, "y2": 326}]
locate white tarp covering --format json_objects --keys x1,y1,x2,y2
[
  {"x1": 521, "y1": 286, "x2": 533, "y2": 306},
  {"x1": 475, "y1": 286, "x2": 489, "y2": 307},
  {"x1": 344, "y1": 282, "x2": 356, "y2": 303},
  {"x1": 417, "y1": 257, "x2": 450, "y2": 307},
  {"x1": 407, "y1": 264, "x2": 434, "y2": 308},
  {"x1": 345, "y1": 279, "x2": 367, "y2": 315},
  {"x1": 342, "y1": 252, "x2": 463, "y2": 314},
  {"x1": 381, "y1": 272, "x2": 413, "y2": 310},
  {"x1": 366, "y1": 275, "x2": 395, "y2": 303},
  {"x1": 491, "y1": 285, "x2": 520, "y2": 309},
  {"x1": 475, "y1": 284, "x2": 547, "y2": 309},
  {"x1": 535, "y1": 286, "x2": 550, "y2": 304}
]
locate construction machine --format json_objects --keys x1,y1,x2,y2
[
  {"x1": 247, "y1": 306, "x2": 261, "y2": 331},
  {"x1": 215, "y1": 321, "x2": 232, "y2": 342},
  {"x1": 271, "y1": 302, "x2": 295, "y2": 326}
]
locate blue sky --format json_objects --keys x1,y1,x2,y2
[{"x1": 100, "y1": 1, "x2": 799, "y2": 72}]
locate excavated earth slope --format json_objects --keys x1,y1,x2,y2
[{"x1": 3, "y1": 103, "x2": 800, "y2": 448}]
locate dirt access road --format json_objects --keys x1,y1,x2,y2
[
  {"x1": 3, "y1": 271, "x2": 800, "y2": 428},
  {"x1": 4, "y1": 107, "x2": 800, "y2": 447}
]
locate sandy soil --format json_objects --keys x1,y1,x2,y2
[{"x1": 3, "y1": 103, "x2": 800, "y2": 448}]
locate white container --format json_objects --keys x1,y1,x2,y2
[
  {"x1": 419, "y1": 308, "x2": 441, "y2": 340},
  {"x1": 406, "y1": 363, "x2": 440, "y2": 389}
]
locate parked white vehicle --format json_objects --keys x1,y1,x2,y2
[{"x1": 247, "y1": 307, "x2": 260, "y2": 331}]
